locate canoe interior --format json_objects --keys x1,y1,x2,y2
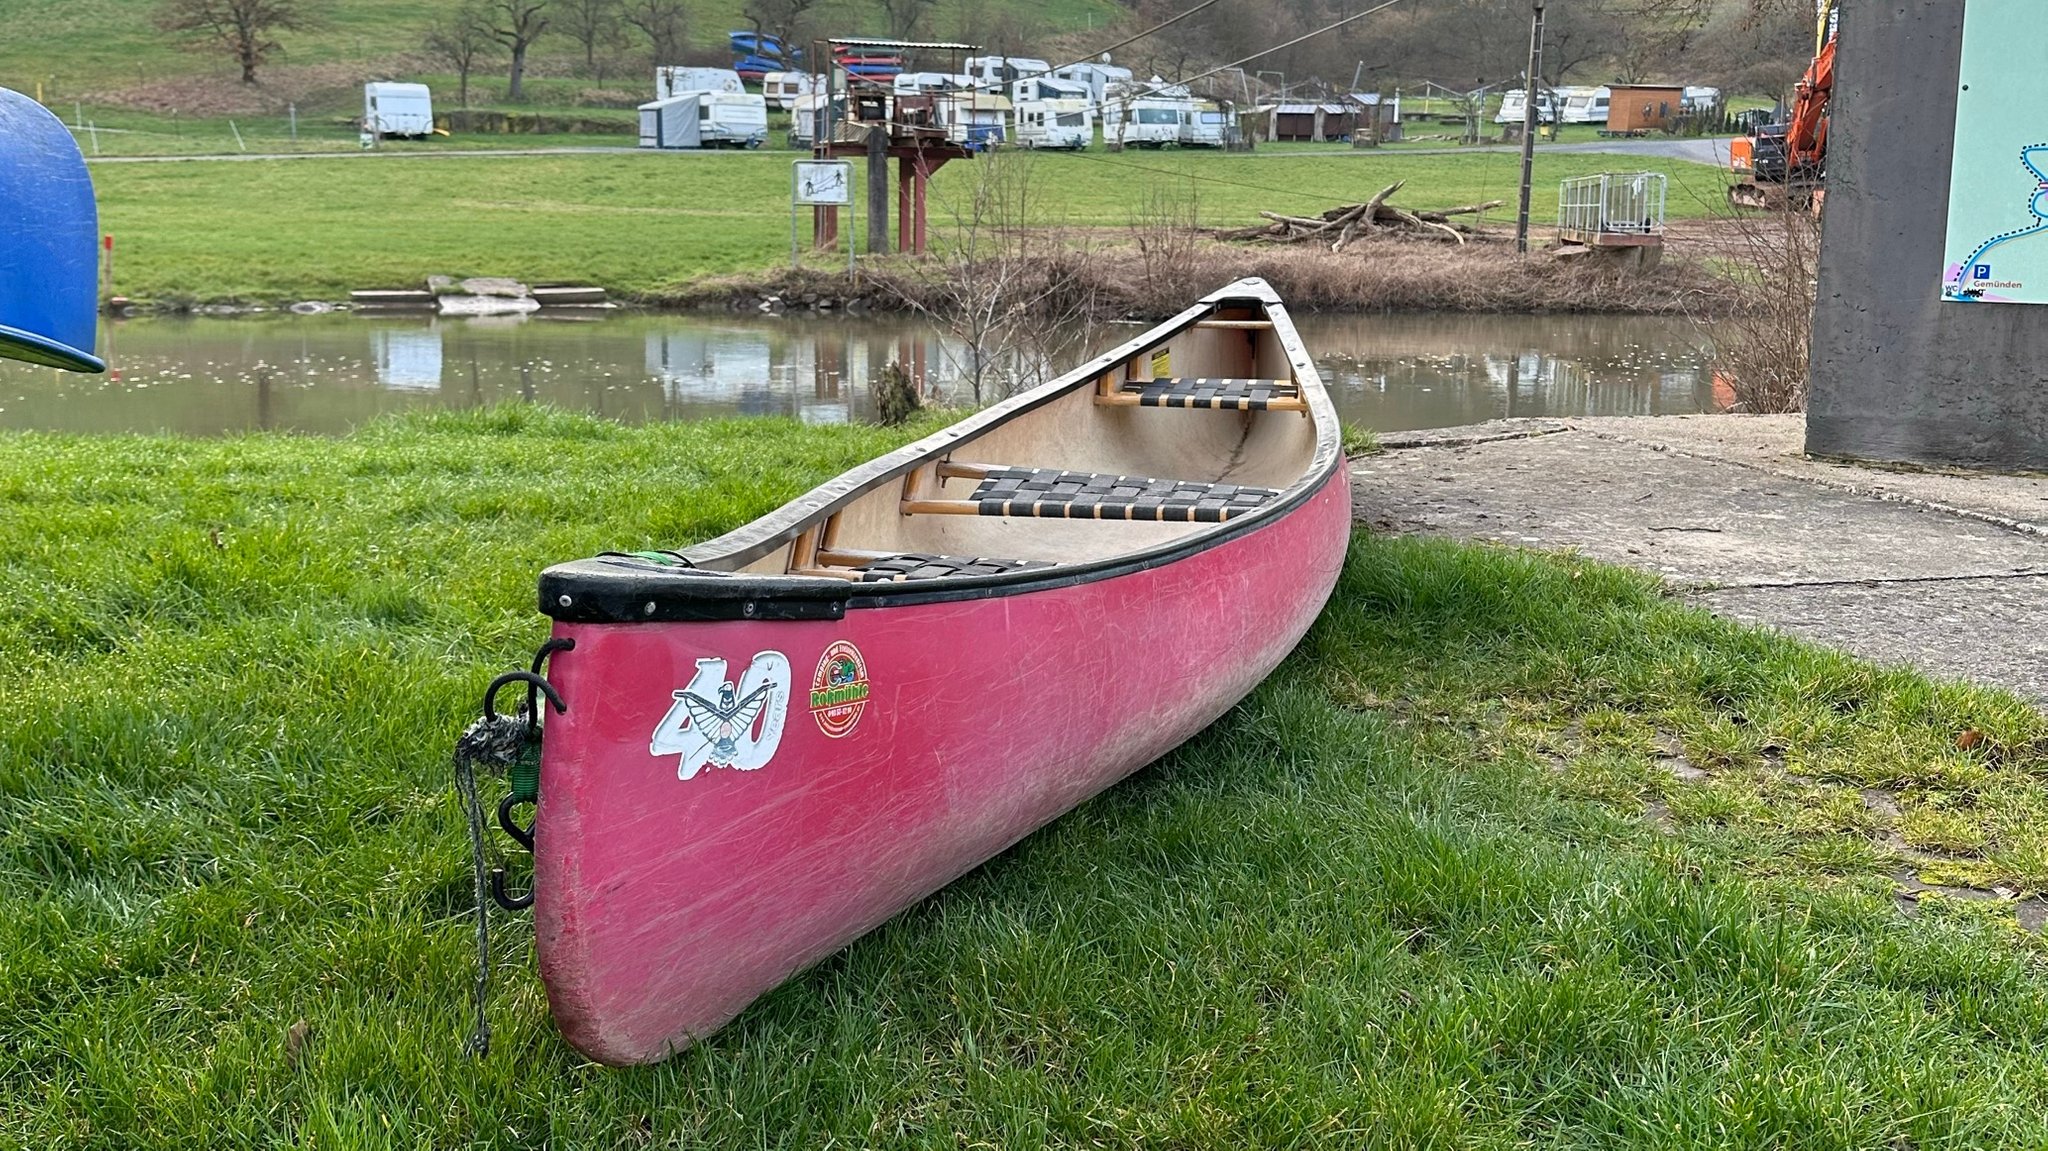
[{"x1": 710, "y1": 289, "x2": 1326, "y2": 582}]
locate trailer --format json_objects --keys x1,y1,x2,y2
[
  {"x1": 1559, "y1": 86, "x2": 1611, "y2": 125},
  {"x1": 1179, "y1": 102, "x2": 1228, "y2": 147},
  {"x1": 363, "y1": 82, "x2": 434, "y2": 138},
  {"x1": 941, "y1": 92, "x2": 1010, "y2": 152},
  {"x1": 656, "y1": 67, "x2": 745, "y2": 100},
  {"x1": 1494, "y1": 88, "x2": 1559, "y2": 125},
  {"x1": 638, "y1": 91, "x2": 768, "y2": 149},
  {"x1": 1052, "y1": 62, "x2": 1132, "y2": 104},
  {"x1": 761, "y1": 71, "x2": 817, "y2": 110},
  {"x1": 1015, "y1": 98, "x2": 1091, "y2": 149},
  {"x1": 1103, "y1": 82, "x2": 1192, "y2": 149},
  {"x1": 965, "y1": 55, "x2": 1051, "y2": 88}
]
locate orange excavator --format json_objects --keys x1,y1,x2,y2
[{"x1": 1728, "y1": 0, "x2": 1836, "y2": 210}]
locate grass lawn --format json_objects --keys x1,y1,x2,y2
[
  {"x1": 8, "y1": 406, "x2": 2048, "y2": 1147},
  {"x1": 91, "y1": 148, "x2": 1730, "y2": 303}
]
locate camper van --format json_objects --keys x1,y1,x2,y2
[
  {"x1": 1014, "y1": 99, "x2": 1091, "y2": 149},
  {"x1": 941, "y1": 93, "x2": 1010, "y2": 151},
  {"x1": 1052, "y1": 62, "x2": 1133, "y2": 104},
  {"x1": 1494, "y1": 88, "x2": 1559, "y2": 124},
  {"x1": 761, "y1": 71, "x2": 817, "y2": 110},
  {"x1": 1179, "y1": 102, "x2": 1228, "y2": 147},
  {"x1": 638, "y1": 90, "x2": 768, "y2": 148},
  {"x1": 363, "y1": 82, "x2": 434, "y2": 138},
  {"x1": 1560, "y1": 86, "x2": 1611, "y2": 125},
  {"x1": 656, "y1": 67, "x2": 745, "y2": 100}
]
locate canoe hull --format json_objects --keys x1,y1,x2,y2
[{"x1": 532, "y1": 466, "x2": 1351, "y2": 1065}]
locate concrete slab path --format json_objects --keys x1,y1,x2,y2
[{"x1": 1353, "y1": 415, "x2": 2048, "y2": 704}]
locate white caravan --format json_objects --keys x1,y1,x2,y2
[
  {"x1": 1052, "y1": 61, "x2": 1133, "y2": 103},
  {"x1": 761, "y1": 71, "x2": 818, "y2": 110},
  {"x1": 1494, "y1": 88, "x2": 1559, "y2": 124},
  {"x1": 964, "y1": 56, "x2": 1051, "y2": 88},
  {"x1": 1559, "y1": 86, "x2": 1611, "y2": 125},
  {"x1": 638, "y1": 90, "x2": 768, "y2": 148},
  {"x1": 941, "y1": 92, "x2": 1011, "y2": 151},
  {"x1": 892, "y1": 72, "x2": 968, "y2": 97},
  {"x1": 655, "y1": 67, "x2": 745, "y2": 99},
  {"x1": 1178, "y1": 102, "x2": 1228, "y2": 147},
  {"x1": 1103, "y1": 81, "x2": 1192, "y2": 148},
  {"x1": 1014, "y1": 99, "x2": 1091, "y2": 149},
  {"x1": 363, "y1": 82, "x2": 434, "y2": 137}
]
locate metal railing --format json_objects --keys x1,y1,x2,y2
[{"x1": 1557, "y1": 172, "x2": 1667, "y2": 236}]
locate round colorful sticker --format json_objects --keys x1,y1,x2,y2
[{"x1": 809, "y1": 640, "x2": 870, "y2": 738}]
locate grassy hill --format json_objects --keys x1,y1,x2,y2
[{"x1": 7, "y1": 0, "x2": 1126, "y2": 115}]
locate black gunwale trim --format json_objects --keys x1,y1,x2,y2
[{"x1": 540, "y1": 278, "x2": 1343, "y2": 624}]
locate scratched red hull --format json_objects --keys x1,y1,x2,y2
[{"x1": 533, "y1": 469, "x2": 1347, "y2": 1064}]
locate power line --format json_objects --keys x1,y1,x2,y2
[{"x1": 1139, "y1": 0, "x2": 1417, "y2": 99}]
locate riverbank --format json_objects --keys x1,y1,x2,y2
[
  {"x1": 9, "y1": 407, "x2": 2048, "y2": 1146},
  {"x1": 92, "y1": 148, "x2": 1732, "y2": 311}
]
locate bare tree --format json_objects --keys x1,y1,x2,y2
[
  {"x1": 622, "y1": 0, "x2": 688, "y2": 65},
  {"x1": 485, "y1": 0, "x2": 551, "y2": 102},
  {"x1": 426, "y1": 4, "x2": 498, "y2": 107},
  {"x1": 877, "y1": 0, "x2": 936, "y2": 41},
  {"x1": 155, "y1": 0, "x2": 308, "y2": 85},
  {"x1": 743, "y1": 0, "x2": 823, "y2": 62},
  {"x1": 559, "y1": 0, "x2": 622, "y2": 75}
]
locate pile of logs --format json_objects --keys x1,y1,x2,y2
[{"x1": 1216, "y1": 181, "x2": 1505, "y2": 251}]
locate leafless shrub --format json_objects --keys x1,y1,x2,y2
[
  {"x1": 887, "y1": 150, "x2": 1102, "y2": 404},
  {"x1": 1697, "y1": 206, "x2": 1819, "y2": 413},
  {"x1": 1128, "y1": 181, "x2": 1202, "y2": 306}
]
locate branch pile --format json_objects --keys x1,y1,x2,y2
[{"x1": 1216, "y1": 181, "x2": 1505, "y2": 250}]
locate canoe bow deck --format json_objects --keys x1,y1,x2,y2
[{"x1": 524, "y1": 278, "x2": 1350, "y2": 1064}]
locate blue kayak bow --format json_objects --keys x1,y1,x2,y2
[{"x1": 0, "y1": 86, "x2": 104, "y2": 373}]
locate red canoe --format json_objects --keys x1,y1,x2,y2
[{"x1": 522, "y1": 278, "x2": 1349, "y2": 1064}]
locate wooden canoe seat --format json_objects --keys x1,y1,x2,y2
[
  {"x1": 1097, "y1": 377, "x2": 1306, "y2": 412},
  {"x1": 855, "y1": 553, "x2": 1052, "y2": 582},
  {"x1": 905, "y1": 463, "x2": 1280, "y2": 523}
]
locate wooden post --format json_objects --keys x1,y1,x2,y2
[
  {"x1": 867, "y1": 130, "x2": 889, "y2": 255},
  {"x1": 1515, "y1": 0, "x2": 1546, "y2": 255}
]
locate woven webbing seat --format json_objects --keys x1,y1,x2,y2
[
  {"x1": 856, "y1": 553, "x2": 1052, "y2": 582},
  {"x1": 956, "y1": 467, "x2": 1280, "y2": 523},
  {"x1": 1102, "y1": 377, "x2": 1305, "y2": 412}
]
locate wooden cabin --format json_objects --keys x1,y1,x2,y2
[{"x1": 1603, "y1": 85, "x2": 1683, "y2": 134}]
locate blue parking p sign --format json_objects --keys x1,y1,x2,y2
[{"x1": 1975, "y1": 263, "x2": 1994, "y2": 280}]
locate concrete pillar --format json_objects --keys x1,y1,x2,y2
[{"x1": 1808, "y1": 1, "x2": 2048, "y2": 469}]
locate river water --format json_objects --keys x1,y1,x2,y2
[{"x1": 0, "y1": 310, "x2": 1717, "y2": 436}]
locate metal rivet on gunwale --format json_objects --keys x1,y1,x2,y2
[
  {"x1": 743, "y1": 602, "x2": 757, "y2": 617},
  {"x1": 557, "y1": 594, "x2": 573, "y2": 608},
  {"x1": 644, "y1": 601, "x2": 657, "y2": 616}
]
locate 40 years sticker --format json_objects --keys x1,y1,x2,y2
[{"x1": 809, "y1": 640, "x2": 870, "y2": 738}]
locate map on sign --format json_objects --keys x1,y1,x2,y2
[{"x1": 1941, "y1": 0, "x2": 2048, "y2": 304}]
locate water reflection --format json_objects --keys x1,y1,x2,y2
[{"x1": 0, "y1": 309, "x2": 1716, "y2": 437}]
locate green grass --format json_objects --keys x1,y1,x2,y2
[
  {"x1": 91, "y1": 148, "x2": 1729, "y2": 302},
  {"x1": 4, "y1": 0, "x2": 1125, "y2": 100},
  {"x1": 9, "y1": 407, "x2": 2048, "y2": 1147}
]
